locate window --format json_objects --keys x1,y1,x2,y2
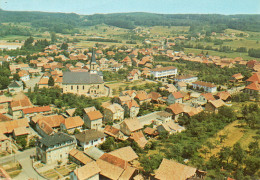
[
  {"x1": 71, "y1": 86, "x2": 73, "y2": 90},
  {"x1": 77, "y1": 86, "x2": 79, "y2": 90},
  {"x1": 83, "y1": 86, "x2": 84, "y2": 90}
]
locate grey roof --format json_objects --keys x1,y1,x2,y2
[
  {"x1": 85, "y1": 147, "x2": 104, "y2": 160},
  {"x1": 39, "y1": 132, "x2": 75, "y2": 148},
  {"x1": 75, "y1": 129, "x2": 106, "y2": 143},
  {"x1": 91, "y1": 49, "x2": 97, "y2": 64},
  {"x1": 62, "y1": 72, "x2": 104, "y2": 84},
  {"x1": 8, "y1": 81, "x2": 23, "y2": 88}
]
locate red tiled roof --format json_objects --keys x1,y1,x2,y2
[
  {"x1": 201, "y1": 93, "x2": 215, "y2": 101},
  {"x1": 246, "y1": 73, "x2": 260, "y2": 83},
  {"x1": 245, "y1": 82, "x2": 260, "y2": 91},
  {"x1": 171, "y1": 92, "x2": 184, "y2": 99},
  {"x1": 87, "y1": 111, "x2": 103, "y2": 121},
  {"x1": 22, "y1": 106, "x2": 51, "y2": 115}
]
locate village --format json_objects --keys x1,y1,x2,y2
[{"x1": 0, "y1": 28, "x2": 260, "y2": 180}]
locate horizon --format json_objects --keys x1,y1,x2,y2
[{"x1": 0, "y1": 0, "x2": 259, "y2": 15}]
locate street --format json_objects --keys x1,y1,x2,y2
[{"x1": 0, "y1": 148, "x2": 46, "y2": 180}]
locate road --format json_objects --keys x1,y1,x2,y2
[{"x1": 0, "y1": 148, "x2": 46, "y2": 180}]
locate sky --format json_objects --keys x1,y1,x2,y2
[{"x1": 0, "y1": 0, "x2": 259, "y2": 15}]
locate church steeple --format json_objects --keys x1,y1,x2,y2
[
  {"x1": 90, "y1": 48, "x2": 98, "y2": 74},
  {"x1": 91, "y1": 48, "x2": 97, "y2": 64}
]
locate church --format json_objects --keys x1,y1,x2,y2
[{"x1": 62, "y1": 49, "x2": 106, "y2": 97}]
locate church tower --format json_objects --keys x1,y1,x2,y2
[{"x1": 90, "y1": 48, "x2": 98, "y2": 74}]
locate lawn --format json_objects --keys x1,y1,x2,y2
[{"x1": 105, "y1": 80, "x2": 156, "y2": 95}]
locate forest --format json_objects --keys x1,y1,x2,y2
[{"x1": 1, "y1": 9, "x2": 260, "y2": 33}]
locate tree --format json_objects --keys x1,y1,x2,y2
[
  {"x1": 51, "y1": 32, "x2": 57, "y2": 43},
  {"x1": 13, "y1": 73, "x2": 20, "y2": 81},
  {"x1": 231, "y1": 143, "x2": 245, "y2": 167},
  {"x1": 48, "y1": 76, "x2": 55, "y2": 86},
  {"x1": 61, "y1": 42, "x2": 68, "y2": 50},
  {"x1": 140, "y1": 154, "x2": 163, "y2": 173}
]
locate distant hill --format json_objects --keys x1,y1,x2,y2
[{"x1": 1, "y1": 10, "x2": 260, "y2": 33}]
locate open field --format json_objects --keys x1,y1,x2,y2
[
  {"x1": 185, "y1": 48, "x2": 258, "y2": 60},
  {"x1": 201, "y1": 120, "x2": 259, "y2": 160},
  {"x1": 149, "y1": 26, "x2": 190, "y2": 36}
]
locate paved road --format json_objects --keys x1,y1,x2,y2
[{"x1": 0, "y1": 148, "x2": 46, "y2": 180}]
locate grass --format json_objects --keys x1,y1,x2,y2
[
  {"x1": 201, "y1": 120, "x2": 259, "y2": 159},
  {"x1": 55, "y1": 166, "x2": 71, "y2": 176},
  {"x1": 105, "y1": 80, "x2": 156, "y2": 95},
  {"x1": 149, "y1": 26, "x2": 190, "y2": 36},
  {"x1": 185, "y1": 48, "x2": 258, "y2": 60}
]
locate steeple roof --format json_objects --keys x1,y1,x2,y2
[{"x1": 91, "y1": 48, "x2": 97, "y2": 64}]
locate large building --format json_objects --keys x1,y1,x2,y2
[
  {"x1": 36, "y1": 133, "x2": 76, "y2": 164},
  {"x1": 150, "y1": 66, "x2": 177, "y2": 78},
  {"x1": 62, "y1": 49, "x2": 106, "y2": 97}
]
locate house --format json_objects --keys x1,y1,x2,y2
[
  {"x1": 215, "y1": 91, "x2": 231, "y2": 102},
  {"x1": 66, "y1": 108, "x2": 76, "y2": 117},
  {"x1": 122, "y1": 99, "x2": 140, "y2": 118},
  {"x1": 60, "y1": 116, "x2": 84, "y2": 133},
  {"x1": 0, "y1": 113, "x2": 12, "y2": 122},
  {"x1": 143, "y1": 127, "x2": 158, "y2": 137},
  {"x1": 84, "y1": 110, "x2": 103, "y2": 130},
  {"x1": 38, "y1": 77, "x2": 49, "y2": 89},
  {"x1": 205, "y1": 99, "x2": 226, "y2": 113},
  {"x1": 150, "y1": 66, "x2": 177, "y2": 78},
  {"x1": 10, "y1": 93, "x2": 33, "y2": 119},
  {"x1": 35, "y1": 114, "x2": 65, "y2": 137},
  {"x1": 167, "y1": 91, "x2": 184, "y2": 104},
  {"x1": 120, "y1": 117, "x2": 143, "y2": 136},
  {"x1": 36, "y1": 132, "x2": 76, "y2": 165},
  {"x1": 120, "y1": 90, "x2": 137, "y2": 99},
  {"x1": 8, "y1": 81, "x2": 23, "y2": 93},
  {"x1": 174, "y1": 75, "x2": 198, "y2": 83},
  {"x1": 176, "y1": 81, "x2": 187, "y2": 91},
  {"x1": 0, "y1": 95, "x2": 12, "y2": 114},
  {"x1": 96, "y1": 153, "x2": 137, "y2": 180},
  {"x1": 75, "y1": 130, "x2": 106, "y2": 150},
  {"x1": 195, "y1": 93, "x2": 216, "y2": 106},
  {"x1": 22, "y1": 106, "x2": 51, "y2": 118},
  {"x1": 0, "y1": 134, "x2": 11, "y2": 152},
  {"x1": 18, "y1": 70, "x2": 30, "y2": 81},
  {"x1": 109, "y1": 146, "x2": 138, "y2": 162},
  {"x1": 127, "y1": 69, "x2": 140, "y2": 81},
  {"x1": 156, "y1": 111, "x2": 172, "y2": 124},
  {"x1": 157, "y1": 121, "x2": 185, "y2": 134},
  {"x1": 192, "y1": 81, "x2": 217, "y2": 93},
  {"x1": 12, "y1": 126, "x2": 29, "y2": 139},
  {"x1": 230, "y1": 73, "x2": 244, "y2": 82},
  {"x1": 69, "y1": 149, "x2": 93, "y2": 166},
  {"x1": 103, "y1": 103, "x2": 124, "y2": 122},
  {"x1": 104, "y1": 125, "x2": 126, "y2": 140},
  {"x1": 148, "y1": 92, "x2": 162, "y2": 104},
  {"x1": 135, "y1": 91, "x2": 151, "y2": 105},
  {"x1": 0, "y1": 118, "x2": 29, "y2": 136},
  {"x1": 85, "y1": 147, "x2": 104, "y2": 160},
  {"x1": 130, "y1": 131, "x2": 148, "y2": 149},
  {"x1": 245, "y1": 82, "x2": 260, "y2": 95},
  {"x1": 155, "y1": 158, "x2": 197, "y2": 180},
  {"x1": 115, "y1": 95, "x2": 132, "y2": 105},
  {"x1": 70, "y1": 161, "x2": 101, "y2": 180}
]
